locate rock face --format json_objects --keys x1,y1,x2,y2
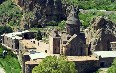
[
  {"x1": 85, "y1": 16, "x2": 116, "y2": 53},
  {"x1": 17, "y1": 0, "x2": 67, "y2": 27}
]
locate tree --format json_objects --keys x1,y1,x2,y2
[
  {"x1": 58, "y1": 20, "x2": 66, "y2": 31},
  {"x1": 35, "y1": 30, "x2": 42, "y2": 41},
  {"x1": 107, "y1": 59, "x2": 116, "y2": 73},
  {"x1": 0, "y1": 26, "x2": 13, "y2": 35},
  {"x1": 32, "y1": 56, "x2": 77, "y2": 73}
]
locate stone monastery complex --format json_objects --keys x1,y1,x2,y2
[{"x1": 1, "y1": 6, "x2": 116, "y2": 73}]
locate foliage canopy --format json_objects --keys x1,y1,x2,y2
[
  {"x1": 0, "y1": 26, "x2": 13, "y2": 35},
  {"x1": 32, "y1": 56, "x2": 77, "y2": 73}
]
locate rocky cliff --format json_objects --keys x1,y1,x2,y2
[
  {"x1": 85, "y1": 16, "x2": 116, "y2": 53},
  {"x1": 16, "y1": 0, "x2": 69, "y2": 28}
]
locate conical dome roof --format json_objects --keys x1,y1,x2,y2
[{"x1": 66, "y1": 6, "x2": 80, "y2": 25}]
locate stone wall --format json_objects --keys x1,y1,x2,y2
[
  {"x1": 2, "y1": 35, "x2": 19, "y2": 50},
  {"x1": 53, "y1": 38, "x2": 60, "y2": 54},
  {"x1": 110, "y1": 42, "x2": 116, "y2": 51},
  {"x1": 25, "y1": 64, "x2": 38, "y2": 73},
  {"x1": 99, "y1": 57, "x2": 115, "y2": 67},
  {"x1": 63, "y1": 36, "x2": 86, "y2": 56},
  {"x1": 49, "y1": 35, "x2": 54, "y2": 54},
  {"x1": 75, "y1": 60, "x2": 99, "y2": 73},
  {"x1": 49, "y1": 34, "x2": 61, "y2": 54}
]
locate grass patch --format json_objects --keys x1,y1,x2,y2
[{"x1": 79, "y1": 11, "x2": 116, "y2": 28}]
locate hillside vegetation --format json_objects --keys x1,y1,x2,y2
[
  {"x1": 0, "y1": 0, "x2": 116, "y2": 30},
  {"x1": 62, "y1": 0, "x2": 116, "y2": 11},
  {"x1": 0, "y1": 0, "x2": 22, "y2": 26},
  {"x1": 79, "y1": 11, "x2": 116, "y2": 28}
]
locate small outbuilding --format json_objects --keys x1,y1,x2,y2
[{"x1": 93, "y1": 51, "x2": 116, "y2": 67}]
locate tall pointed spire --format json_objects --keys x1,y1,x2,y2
[{"x1": 66, "y1": 5, "x2": 80, "y2": 25}]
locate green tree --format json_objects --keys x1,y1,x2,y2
[
  {"x1": 32, "y1": 56, "x2": 77, "y2": 73},
  {"x1": 58, "y1": 20, "x2": 66, "y2": 31},
  {"x1": 107, "y1": 59, "x2": 116, "y2": 73},
  {"x1": 0, "y1": 26, "x2": 13, "y2": 35},
  {"x1": 35, "y1": 30, "x2": 42, "y2": 41}
]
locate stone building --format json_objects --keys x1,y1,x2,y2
[
  {"x1": 49, "y1": 6, "x2": 86, "y2": 56},
  {"x1": 19, "y1": 39, "x2": 50, "y2": 55},
  {"x1": 85, "y1": 16, "x2": 116, "y2": 53},
  {"x1": 1, "y1": 30, "x2": 35, "y2": 51},
  {"x1": 93, "y1": 51, "x2": 116, "y2": 67},
  {"x1": 67, "y1": 56, "x2": 99, "y2": 73},
  {"x1": 18, "y1": 38, "x2": 51, "y2": 73},
  {"x1": 1, "y1": 4, "x2": 116, "y2": 73},
  {"x1": 49, "y1": 29, "x2": 61, "y2": 54}
]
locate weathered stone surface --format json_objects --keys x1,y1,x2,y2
[
  {"x1": 16, "y1": 0, "x2": 68, "y2": 27},
  {"x1": 85, "y1": 16, "x2": 116, "y2": 53}
]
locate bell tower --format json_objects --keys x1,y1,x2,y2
[{"x1": 66, "y1": 6, "x2": 80, "y2": 35}]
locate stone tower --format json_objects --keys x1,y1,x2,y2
[
  {"x1": 49, "y1": 29, "x2": 61, "y2": 54},
  {"x1": 66, "y1": 6, "x2": 80, "y2": 36}
]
